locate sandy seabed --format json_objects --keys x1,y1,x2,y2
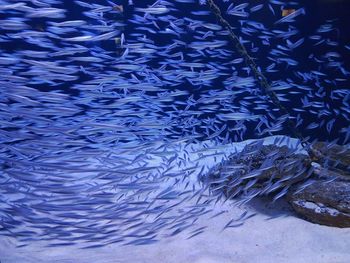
[
  {"x1": 1, "y1": 136, "x2": 349, "y2": 263},
  {"x1": 1, "y1": 199, "x2": 349, "y2": 263}
]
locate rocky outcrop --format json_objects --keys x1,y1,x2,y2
[
  {"x1": 288, "y1": 141, "x2": 350, "y2": 228},
  {"x1": 312, "y1": 141, "x2": 350, "y2": 168},
  {"x1": 288, "y1": 178, "x2": 350, "y2": 228},
  {"x1": 204, "y1": 140, "x2": 350, "y2": 227},
  {"x1": 204, "y1": 142, "x2": 312, "y2": 201}
]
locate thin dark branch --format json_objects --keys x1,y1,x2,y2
[{"x1": 205, "y1": 0, "x2": 326, "y2": 164}]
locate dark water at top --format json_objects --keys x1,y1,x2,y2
[{"x1": 2, "y1": 0, "x2": 349, "y2": 142}]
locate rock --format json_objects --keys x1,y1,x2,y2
[
  {"x1": 288, "y1": 179, "x2": 350, "y2": 228},
  {"x1": 203, "y1": 142, "x2": 312, "y2": 201},
  {"x1": 313, "y1": 141, "x2": 350, "y2": 162},
  {"x1": 313, "y1": 165, "x2": 350, "y2": 182},
  {"x1": 312, "y1": 141, "x2": 350, "y2": 170},
  {"x1": 286, "y1": 141, "x2": 350, "y2": 227},
  {"x1": 287, "y1": 141, "x2": 350, "y2": 227},
  {"x1": 203, "y1": 140, "x2": 350, "y2": 227}
]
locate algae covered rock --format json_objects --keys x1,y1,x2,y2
[
  {"x1": 288, "y1": 179, "x2": 350, "y2": 228},
  {"x1": 288, "y1": 141, "x2": 350, "y2": 228},
  {"x1": 204, "y1": 142, "x2": 312, "y2": 203},
  {"x1": 312, "y1": 141, "x2": 350, "y2": 168}
]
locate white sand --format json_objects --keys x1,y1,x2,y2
[
  {"x1": 1, "y1": 136, "x2": 349, "y2": 262},
  {"x1": 1, "y1": 199, "x2": 349, "y2": 263}
]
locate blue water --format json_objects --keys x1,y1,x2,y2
[{"x1": 0, "y1": 0, "x2": 349, "y2": 251}]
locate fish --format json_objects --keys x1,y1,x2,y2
[
  {"x1": 26, "y1": 7, "x2": 66, "y2": 18},
  {"x1": 0, "y1": 0, "x2": 349, "y2": 250},
  {"x1": 135, "y1": 7, "x2": 169, "y2": 15}
]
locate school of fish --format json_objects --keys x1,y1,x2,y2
[{"x1": 0, "y1": 0, "x2": 349, "y2": 248}]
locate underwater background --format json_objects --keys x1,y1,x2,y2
[{"x1": 0, "y1": 0, "x2": 350, "y2": 256}]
